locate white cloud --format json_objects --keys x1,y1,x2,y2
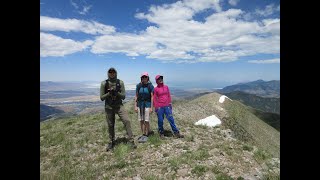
[
  {"x1": 255, "y1": 4, "x2": 279, "y2": 17},
  {"x1": 41, "y1": 0, "x2": 280, "y2": 63},
  {"x1": 184, "y1": 0, "x2": 222, "y2": 12},
  {"x1": 81, "y1": 5, "x2": 92, "y2": 15},
  {"x1": 40, "y1": 32, "x2": 93, "y2": 57},
  {"x1": 248, "y1": 58, "x2": 280, "y2": 64},
  {"x1": 70, "y1": 0, "x2": 92, "y2": 15},
  {"x1": 40, "y1": 16, "x2": 115, "y2": 35},
  {"x1": 91, "y1": 34, "x2": 157, "y2": 56},
  {"x1": 228, "y1": 0, "x2": 240, "y2": 6},
  {"x1": 262, "y1": 18, "x2": 280, "y2": 35},
  {"x1": 70, "y1": 0, "x2": 79, "y2": 9},
  {"x1": 91, "y1": 4, "x2": 279, "y2": 62}
]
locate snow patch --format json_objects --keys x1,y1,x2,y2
[
  {"x1": 219, "y1": 95, "x2": 232, "y2": 103},
  {"x1": 195, "y1": 115, "x2": 221, "y2": 127}
]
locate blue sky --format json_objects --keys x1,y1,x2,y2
[{"x1": 40, "y1": 0, "x2": 280, "y2": 88}]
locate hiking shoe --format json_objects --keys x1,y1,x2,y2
[
  {"x1": 137, "y1": 135, "x2": 144, "y2": 141},
  {"x1": 106, "y1": 142, "x2": 115, "y2": 151},
  {"x1": 174, "y1": 132, "x2": 184, "y2": 138},
  {"x1": 138, "y1": 135, "x2": 148, "y2": 143},
  {"x1": 160, "y1": 134, "x2": 165, "y2": 139}
]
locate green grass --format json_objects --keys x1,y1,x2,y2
[
  {"x1": 191, "y1": 165, "x2": 208, "y2": 177},
  {"x1": 261, "y1": 173, "x2": 280, "y2": 180},
  {"x1": 212, "y1": 165, "x2": 222, "y2": 174},
  {"x1": 224, "y1": 100, "x2": 280, "y2": 158},
  {"x1": 114, "y1": 144, "x2": 130, "y2": 160},
  {"x1": 167, "y1": 149, "x2": 211, "y2": 173},
  {"x1": 148, "y1": 134, "x2": 163, "y2": 147},
  {"x1": 243, "y1": 144, "x2": 254, "y2": 151},
  {"x1": 216, "y1": 173, "x2": 233, "y2": 180},
  {"x1": 186, "y1": 134, "x2": 195, "y2": 142},
  {"x1": 254, "y1": 149, "x2": 271, "y2": 163}
]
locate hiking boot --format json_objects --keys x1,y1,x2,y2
[
  {"x1": 160, "y1": 134, "x2": 165, "y2": 139},
  {"x1": 106, "y1": 142, "x2": 115, "y2": 151},
  {"x1": 174, "y1": 132, "x2": 184, "y2": 138}
]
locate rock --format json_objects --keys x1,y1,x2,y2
[
  {"x1": 132, "y1": 175, "x2": 141, "y2": 180},
  {"x1": 177, "y1": 168, "x2": 188, "y2": 177}
]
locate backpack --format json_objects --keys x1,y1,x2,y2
[
  {"x1": 104, "y1": 79, "x2": 122, "y2": 106},
  {"x1": 105, "y1": 79, "x2": 121, "y2": 94},
  {"x1": 137, "y1": 82, "x2": 152, "y2": 102}
]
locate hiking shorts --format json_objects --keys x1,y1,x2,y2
[{"x1": 138, "y1": 107, "x2": 151, "y2": 122}]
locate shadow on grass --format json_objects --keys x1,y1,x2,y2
[
  {"x1": 113, "y1": 137, "x2": 130, "y2": 146},
  {"x1": 163, "y1": 129, "x2": 175, "y2": 137},
  {"x1": 148, "y1": 129, "x2": 175, "y2": 138}
]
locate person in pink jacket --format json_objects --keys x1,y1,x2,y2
[{"x1": 153, "y1": 75, "x2": 184, "y2": 139}]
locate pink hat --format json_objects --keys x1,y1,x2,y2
[
  {"x1": 155, "y1": 75, "x2": 163, "y2": 81},
  {"x1": 141, "y1": 72, "x2": 149, "y2": 77}
]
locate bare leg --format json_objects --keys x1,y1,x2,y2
[{"x1": 144, "y1": 121, "x2": 150, "y2": 136}]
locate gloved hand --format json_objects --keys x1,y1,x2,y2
[
  {"x1": 155, "y1": 107, "x2": 159, "y2": 113},
  {"x1": 169, "y1": 104, "x2": 172, "y2": 111}
]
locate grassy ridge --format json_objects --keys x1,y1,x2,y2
[
  {"x1": 41, "y1": 93, "x2": 280, "y2": 179},
  {"x1": 223, "y1": 100, "x2": 280, "y2": 158}
]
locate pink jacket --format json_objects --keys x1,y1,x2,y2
[{"x1": 153, "y1": 83, "x2": 172, "y2": 108}]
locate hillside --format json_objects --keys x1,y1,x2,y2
[
  {"x1": 40, "y1": 104, "x2": 64, "y2": 121},
  {"x1": 40, "y1": 92, "x2": 280, "y2": 179},
  {"x1": 223, "y1": 91, "x2": 280, "y2": 114},
  {"x1": 219, "y1": 80, "x2": 280, "y2": 98},
  {"x1": 246, "y1": 107, "x2": 280, "y2": 132}
]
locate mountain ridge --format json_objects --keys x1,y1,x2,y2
[
  {"x1": 218, "y1": 80, "x2": 280, "y2": 98},
  {"x1": 223, "y1": 91, "x2": 280, "y2": 114},
  {"x1": 41, "y1": 92, "x2": 279, "y2": 179}
]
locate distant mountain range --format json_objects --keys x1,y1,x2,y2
[
  {"x1": 218, "y1": 80, "x2": 280, "y2": 98},
  {"x1": 40, "y1": 80, "x2": 280, "y2": 124},
  {"x1": 223, "y1": 91, "x2": 280, "y2": 114}
]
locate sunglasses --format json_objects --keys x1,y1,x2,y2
[
  {"x1": 141, "y1": 76, "x2": 148, "y2": 78},
  {"x1": 157, "y1": 76, "x2": 163, "y2": 80},
  {"x1": 108, "y1": 71, "x2": 116, "y2": 73}
]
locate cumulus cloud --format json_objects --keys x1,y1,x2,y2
[
  {"x1": 228, "y1": 0, "x2": 240, "y2": 6},
  {"x1": 41, "y1": 0, "x2": 280, "y2": 63},
  {"x1": 91, "y1": 34, "x2": 157, "y2": 56},
  {"x1": 40, "y1": 16, "x2": 115, "y2": 35},
  {"x1": 248, "y1": 58, "x2": 280, "y2": 64},
  {"x1": 40, "y1": 32, "x2": 93, "y2": 57},
  {"x1": 184, "y1": 0, "x2": 222, "y2": 12},
  {"x1": 255, "y1": 4, "x2": 279, "y2": 17},
  {"x1": 93, "y1": 5, "x2": 279, "y2": 62},
  {"x1": 262, "y1": 18, "x2": 280, "y2": 35}
]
